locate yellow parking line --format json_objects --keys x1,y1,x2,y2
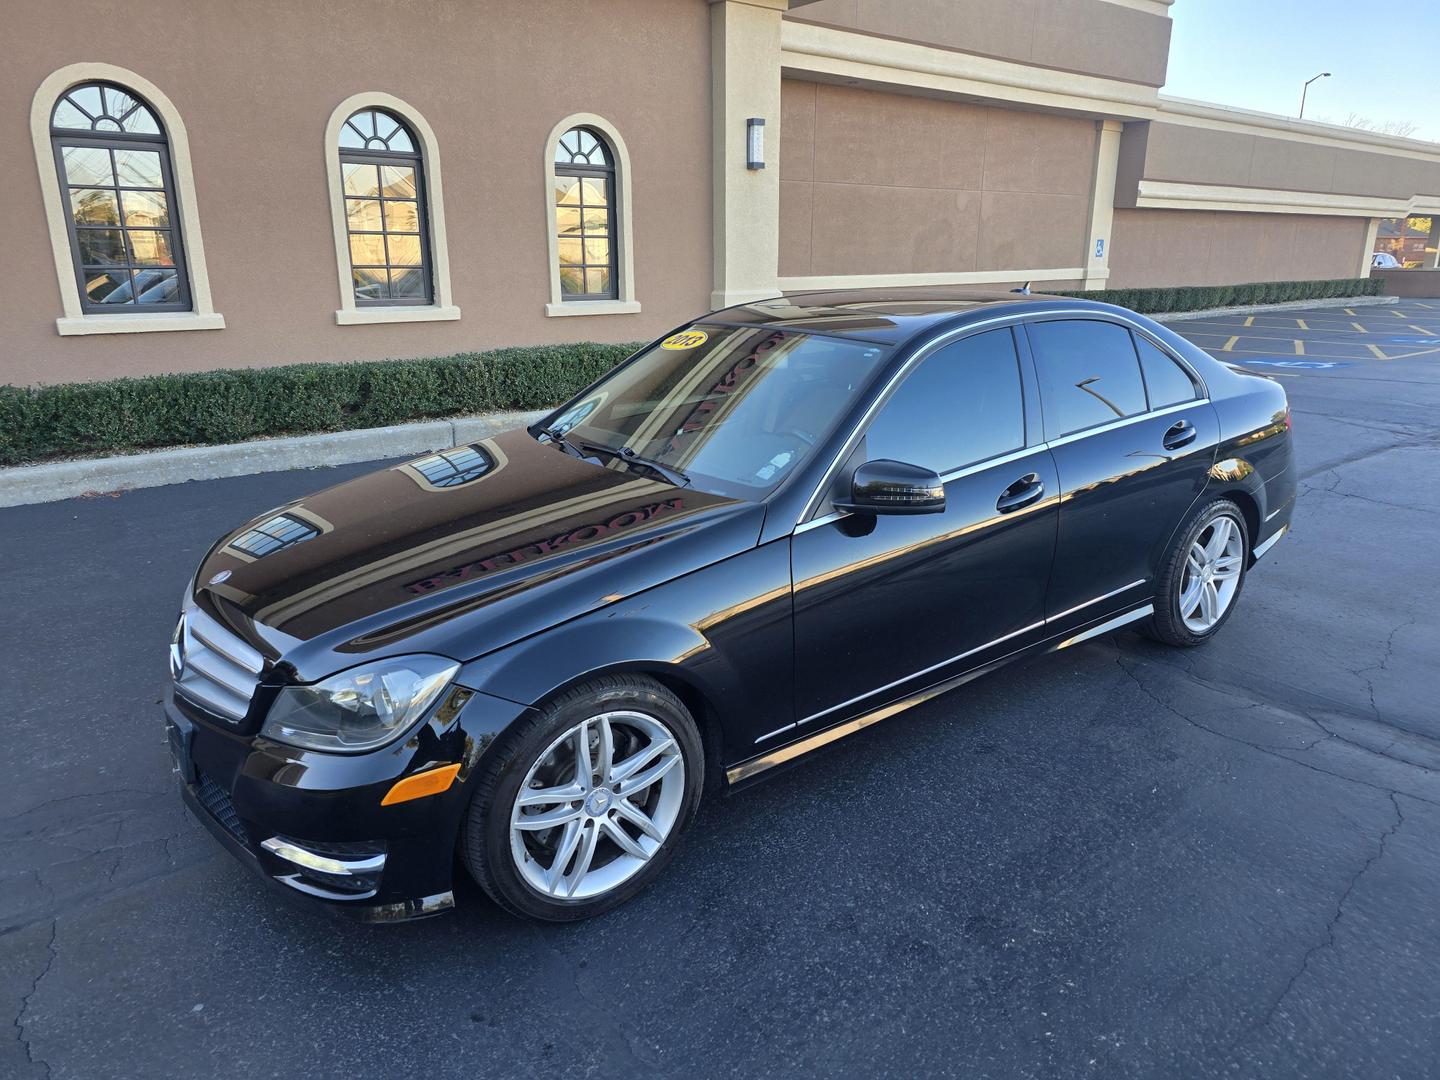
[
  {"x1": 1367, "y1": 344, "x2": 1388, "y2": 359},
  {"x1": 1416, "y1": 303, "x2": 1435, "y2": 309},
  {"x1": 1295, "y1": 318, "x2": 1308, "y2": 330},
  {"x1": 1409, "y1": 324, "x2": 1435, "y2": 335},
  {"x1": 1351, "y1": 322, "x2": 1367, "y2": 332},
  {"x1": 1344, "y1": 308, "x2": 1357, "y2": 316},
  {"x1": 1293, "y1": 339, "x2": 1305, "y2": 355},
  {"x1": 1392, "y1": 309, "x2": 1408, "y2": 318},
  {"x1": 1221, "y1": 335, "x2": 1238, "y2": 352},
  {"x1": 1243, "y1": 316, "x2": 1254, "y2": 327}
]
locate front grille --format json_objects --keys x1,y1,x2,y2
[
  {"x1": 174, "y1": 607, "x2": 263, "y2": 723},
  {"x1": 195, "y1": 769, "x2": 249, "y2": 845}
]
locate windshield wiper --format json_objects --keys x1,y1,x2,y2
[
  {"x1": 533, "y1": 424, "x2": 584, "y2": 458},
  {"x1": 578, "y1": 441, "x2": 691, "y2": 487}
]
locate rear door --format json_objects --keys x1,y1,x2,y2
[
  {"x1": 789, "y1": 326, "x2": 1058, "y2": 734},
  {"x1": 1024, "y1": 318, "x2": 1218, "y2": 629}
]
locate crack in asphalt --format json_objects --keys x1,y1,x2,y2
[
  {"x1": 1258, "y1": 793, "x2": 1406, "y2": 1030},
  {"x1": 12, "y1": 919, "x2": 57, "y2": 1080}
]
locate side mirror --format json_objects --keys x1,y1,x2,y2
[{"x1": 834, "y1": 459, "x2": 945, "y2": 516}]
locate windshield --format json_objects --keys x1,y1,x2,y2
[{"x1": 541, "y1": 325, "x2": 889, "y2": 499}]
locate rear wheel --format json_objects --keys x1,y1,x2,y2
[
  {"x1": 1143, "y1": 498, "x2": 1249, "y2": 647},
  {"x1": 460, "y1": 675, "x2": 703, "y2": 922}
]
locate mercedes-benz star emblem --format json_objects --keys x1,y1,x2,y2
[{"x1": 208, "y1": 570, "x2": 232, "y2": 586}]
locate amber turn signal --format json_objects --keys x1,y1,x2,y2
[{"x1": 381, "y1": 763, "x2": 462, "y2": 806}]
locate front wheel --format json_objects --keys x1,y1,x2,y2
[
  {"x1": 460, "y1": 675, "x2": 703, "y2": 922},
  {"x1": 1143, "y1": 498, "x2": 1249, "y2": 647}
]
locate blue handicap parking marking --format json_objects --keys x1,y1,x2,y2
[
  {"x1": 1239, "y1": 358, "x2": 1353, "y2": 370},
  {"x1": 1377, "y1": 335, "x2": 1437, "y2": 346}
]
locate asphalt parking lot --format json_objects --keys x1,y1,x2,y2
[{"x1": 4, "y1": 303, "x2": 1438, "y2": 1079}]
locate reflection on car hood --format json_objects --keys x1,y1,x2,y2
[{"x1": 192, "y1": 428, "x2": 763, "y2": 679}]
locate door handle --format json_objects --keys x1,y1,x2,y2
[
  {"x1": 996, "y1": 473, "x2": 1044, "y2": 513},
  {"x1": 1163, "y1": 419, "x2": 1197, "y2": 450}
]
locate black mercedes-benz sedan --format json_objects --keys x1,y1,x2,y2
[{"x1": 165, "y1": 289, "x2": 1294, "y2": 923}]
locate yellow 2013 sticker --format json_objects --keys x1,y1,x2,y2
[{"x1": 661, "y1": 329, "x2": 708, "y2": 351}]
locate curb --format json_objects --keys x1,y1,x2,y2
[
  {"x1": 1151, "y1": 293, "x2": 1398, "y2": 323},
  {"x1": 0, "y1": 409, "x2": 546, "y2": 509},
  {"x1": 0, "y1": 293, "x2": 1400, "y2": 510}
]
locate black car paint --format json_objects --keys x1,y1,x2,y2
[{"x1": 168, "y1": 290, "x2": 1295, "y2": 919}]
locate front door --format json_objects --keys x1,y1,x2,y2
[{"x1": 790, "y1": 326, "x2": 1059, "y2": 736}]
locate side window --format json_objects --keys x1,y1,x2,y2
[
  {"x1": 1134, "y1": 333, "x2": 1200, "y2": 409},
  {"x1": 1028, "y1": 320, "x2": 1147, "y2": 439},
  {"x1": 337, "y1": 109, "x2": 432, "y2": 305},
  {"x1": 553, "y1": 127, "x2": 619, "y2": 300},
  {"x1": 864, "y1": 329, "x2": 1025, "y2": 474}
]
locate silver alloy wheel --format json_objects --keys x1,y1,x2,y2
[
  {"x1": 1179, "y1": 513, "x2": 1244, "y2": 633},
  {"x1": 509, "y1": 710, "x2": 685, "y2": 901}
]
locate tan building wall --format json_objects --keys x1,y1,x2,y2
[
  {"x1": 785, "y1": 0, "x2": 1171, "y2": 87},
  {"x1": 1107, "y1": 209, "x2": 1369, "y2": 289},
  {"x1": 1, "y1": 0, "x2": 713, "y2": 387},
  {"x1": 778, "y1": 80, "x2": 1097, "y2": 281}
]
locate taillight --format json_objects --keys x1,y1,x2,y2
[{"x1": 1284, "y1": 405, "x2": 1292, "y2": 431}]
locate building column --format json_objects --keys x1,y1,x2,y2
[
  {"x1": 1359, "y1": 218, "x2": 1381, "y2": 277},
  {"x1": 1081, "y1": 120, "x2": 1124, "y2": 291},
  {"x1": 710, "y1": 0, "x2": 785, "y2": 310}
]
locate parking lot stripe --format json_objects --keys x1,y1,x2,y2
[
  {"x1": 1221, "y1": 335, "x2": 1238, "y2": 352},
  {"x1": 1367, "y1": 344, "x2": 1389, "y2": 359},
  {"x1": 1344, "y1": 307, "x2": 1357, "y2": 316},
  {"x1": 1295, "y1": 318, "x2": 1308, "y2": 330},
  {"x1": 1294, "y1": 339, "x2": 1305, "y2": 355},
  {"x1": 1351, "y1": 322, "x2": 1367, "y2": 332},
  {"x1": 1243, "y1": 316, "x2": 1254, "y2": 327},
  {"x1": 1409, "y1": 325, "x2": 1435, "y2": 335}
]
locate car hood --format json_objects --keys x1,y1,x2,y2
[{"x1": 192, "y1": 428, "x2": 763, "y2": 681}]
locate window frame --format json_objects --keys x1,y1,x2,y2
[
  {"x1": 1130, "y1": 328, "x2": 1202, "y2": 411},
  {"x1": 31, "y1": 63, "x2": 223, "y2": 336},
  {"x1": 50, "y1": 102, "x2": 194, "y2": 315},
  {"x1": 337, "y1": 112, "x2": 435, "y2": 308},
  {"x1": 323, "y1": 91, "x2": 459, "y2": 326},
  {"x1": 553, "y1": 127, "x2": 620, "y2": 303},
  {"x1": 542, "y1": 112, "x2": 640, "y2": 318}
]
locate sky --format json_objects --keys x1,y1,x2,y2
[{"x1": 1162, "y1": 0, "x2": 1440, "y2": 141}]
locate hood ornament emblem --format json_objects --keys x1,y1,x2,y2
[{"x1": 208, "y1": 570, "x2": 232, "y2": 586}]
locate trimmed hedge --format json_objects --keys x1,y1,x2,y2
[
  {"x1": 0, "y1": 342, "x2": 643, "y2": 467},
  {"x1": 1050, "y1": 276, "x2": 1383, "y2": 314}
]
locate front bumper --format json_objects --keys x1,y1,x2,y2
[{"x1": 165, "y1": 682, "x2": 537, "y2": 922}]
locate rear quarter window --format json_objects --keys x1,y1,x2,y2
[{"x1": 1134, "y1": 333, "x2": 1200, "y2": 408}]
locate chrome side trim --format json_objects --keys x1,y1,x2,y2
[
  {"x1": 789, "y1": 618, "x2": 1045, "y2": 735},
  {"x1": 1055, "y1": 604, "x2": 1154, "y2": 649},
  {"x1": 1252, "y1": 524, "x2": 1288, "y2": 559},
  {"x1": 794, "y1": 511, "x2": 843, "y2": 535},
  {"x1": 275, "y1": 874, "x2": 379, "y2": 902},
  {"x1": 1265, "y1": 504, "x2": 1286, "y2": 522},
  {"x1": 1045, "y1": 579, "x2": 1147, "y2": 623},
  {"x1": 938, "y1": 444, "x2": 1041, "y2": 485},
  {"x1": 261, "y1": 837, "x2": 387, "y2": 877},
  {"x1": 1041, "y1": 399, "x2": 1207, "y2": 452},
  {"x1": 795, "y1": 307, "x2": 1213, "y2": 527},
  {"x1": 754, "y1": 722, "x2": 798, "y2": 744}
]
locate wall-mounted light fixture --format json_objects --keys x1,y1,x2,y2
[{"x1": 746, "y1": 117, "x2": 765, "y2": 170}]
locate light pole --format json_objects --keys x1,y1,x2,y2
[{"x1": 1299, "y1": 71, "x2": 1330, "y2": 119}]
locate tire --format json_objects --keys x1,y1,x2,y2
[
  {"x1": 459, "y1": 674, "x2": 704, "y2": 922},
  {"x1": 1142, "y1": 497, "x2": 1250, "y2": 648}
]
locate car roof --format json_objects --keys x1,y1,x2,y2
[{"x1": 699, "y1": 287, "x2": 1125, "y2": 346}]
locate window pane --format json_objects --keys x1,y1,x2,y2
[
  {"x1": 1135, "y1": 334, "x2": 1199, "y2": 409},
  {"x1": 77, "y1": 228, "x2": 126, "y2": 264},
  {"x1": 134, "y1": 268, "x2": 178, "y2": 303},
  {"x1": 342, "y1": 162, "x2": 381, "y2": 197},
  {"x1": 390, "y1": 268, "x2": 426, "y2": 298},
  {"x1": 82, "y1": 268, "x2": 130, "y2": 303},
  {"x1": 379, "y1": 165, "x2": 416, "y2": 198},
  {"x1": 581, "y1": 207, "x2": 609, "y2": 234},
  {"x1": 127, "y1": 229, "x2": 174, "y2": 266},
  {"x1": 865, "y1": 329, "x2": 1025, "y2": 472},
  {"x1": 123, "y1": 105, "x2": 160, "y2": 136},
  {"x1": 120, "y1": 189, "x2": 168, "y2": 228},
  {"x1": 585, "y1": 267, "x2": 612, "y2": 295},
  {"x1": 560, "y1": 266, "x2": 585, "y2": 295},
  {"x1": 353, "y1": 267, "x2": 389, "y2": 301},
  {"x1": 69, "y1": 84, "x2": 104, "y2": 119},
  {"x1": 63, "y1": 146, "x2": 113, "y2": 186},
  {"x1": 387, "y1": 234, "x2": 421, "y2": 266},
  {"x1": 53, "y1": 99, "x2": 90, "y2": 129},
  {"x1": 556, "y1": 207, "x2": 582, "y2": 235},
  {"x1": 388, "y1": 128, "x2": 414, "y2": 153},
  {"x1": 346, "y1": 197, "x2": 382, "y2": 231},
  {"x1": 580, "y1": 178, "x2": 608, "y2": 206},
  {"x1": 584, "y1": 238, "x2": 610, "y2": 264},
  {"x1": 555, "y1": 177, "x2": 581, "y2": 206},
  {"x1": 1029, "y1": 320, "x2": 1148, "y2": 438},
  {"x1": 113, "y1": 148, "x2": 163, "y2": 188},
  {"x1": 71, "y1": 188, "x2": 120, "y2": 226},
  {"x1": 349, "y1": 233, "x2": 387, "y2": 266},
  {"x1": 339, "y1": 123, "x2": 366, "y2": 149},
  {"x1": 383, "y1": 200, "x2": 419, "y2": 233},
  {"x1": 558, "y1": 238, "x2": 583, "y2": 266}
]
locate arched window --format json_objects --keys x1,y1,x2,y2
[
  {"x1": 554, "y1": 127, "x2": 618, "y2": 301},
  {"x1": 543, "y1": 114, "x2": 638, "y2": 318},
  {"x1": 50, "y1": 81, "x2": 190, "y2": 313},
  {"x1": 337, "y1": 108, "x2": 432, "y2": 306}
]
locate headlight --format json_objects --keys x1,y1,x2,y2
[{"x1": 260, "y1": 655, "x2": 460, "y2": 753}]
